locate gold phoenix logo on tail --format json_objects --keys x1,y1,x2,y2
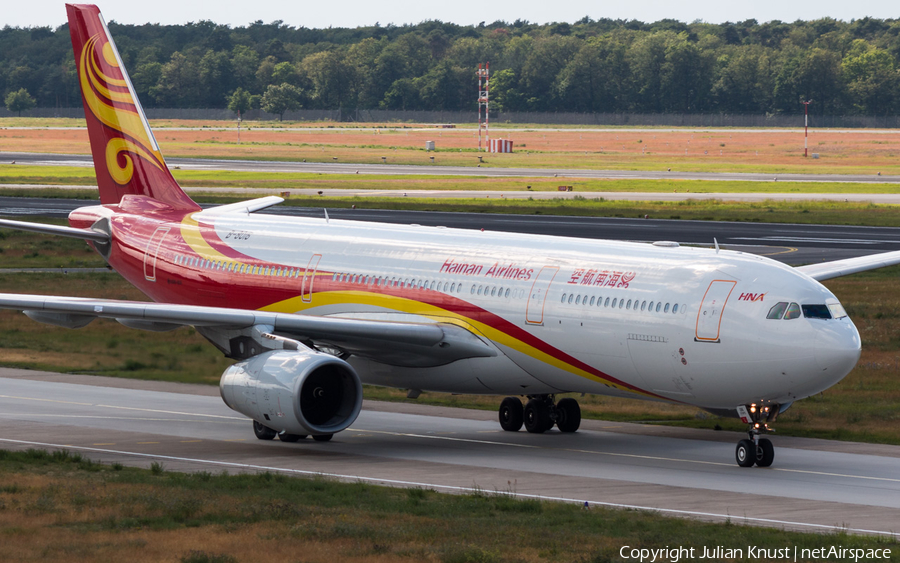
[{"x1": 79, "y1": 34, "x2": 165, "y2": 185}]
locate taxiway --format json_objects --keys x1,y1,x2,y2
[
  {"x1": 3, "y1": 151, "x2": 898, "y2": 184},
  {"x1": 3, "y1": 196, "x2": 900, "y2": 266}
]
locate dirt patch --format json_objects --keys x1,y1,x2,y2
[{"x1": 3, "y1": 125, "x2": 900, "y2": 173}]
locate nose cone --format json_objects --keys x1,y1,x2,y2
[{"x1": 814, "y1": 320, "x2": 861, "y2": 380}]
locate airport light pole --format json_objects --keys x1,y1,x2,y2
[{"x1": 801, "y1": 99, "x2": 813, "y2": 157}]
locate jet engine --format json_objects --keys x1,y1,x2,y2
[{"x1": 220, "y1": 348, "x2": 363, "y2": 437}]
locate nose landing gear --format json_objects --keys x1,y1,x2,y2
[
  {"x1": 498, "y1": 395, "x2": 581, "y2": 434},
  {"x1": 735, "y1": 403, "x2": 779, "y2": 468}
]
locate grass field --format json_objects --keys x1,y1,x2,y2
[
  {"x1": 3, "y1": 163, "x2": 900, "y2": 196},
  {"x1": 3, "y1": 118, "x2": 900, "y2": 175},
  {"x1": 6, "y1": 188, "x2": 900, "y2": 231},
  {"x1": 0, "y1": 448, "x2": 894, "y2": 563}
]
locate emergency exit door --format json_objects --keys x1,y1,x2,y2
[
  {"x1": 526, "y1": 266, "x2": 559, "y2": 325},
  {"x1": 695, "y1": 280, "x2": 736, "y2": 342},
  {"x1": 301, "y1": 254, "x2": 322, "y2": 303},
  {"x1": 143, "y1": 226, "x2": 170, "y2": 282}
]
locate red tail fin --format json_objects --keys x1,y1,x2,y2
[{"x1": 67, "y1": 4, "x2": 199, "y2": 211}]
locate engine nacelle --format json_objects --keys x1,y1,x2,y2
[{"x1": 219, "y1": 349, "x2": 363, "y2": 436}]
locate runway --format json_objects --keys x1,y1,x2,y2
[
  {"x1": 3, "y1": 151, "x2": 898, "y2": 184},
  {"x1": 1, "y1": 369, "x2": 898, "y2": 536},
  {"x1": 3, "y1": 196, "x2": 900, "y2": 266}
]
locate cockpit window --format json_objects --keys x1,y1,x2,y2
[
  {"x1": 766, "y1": 302, "x2": 787, "y2": 319},
  {"x1": 802, "y1": 304, "x2": 832, "y2": 319},
  {"x1": 828, "y1": 303, "x2": 848, "y2": 319},
  {"x1": 784, "y1": 302, "x2": 802, "y2": 320}
]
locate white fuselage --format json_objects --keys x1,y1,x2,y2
[{"x1": 148, "y1": 210, "x2": 861, "y2": 412}]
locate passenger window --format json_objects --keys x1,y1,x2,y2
[
  {"x1": 491, "y1": 287, "x2": 497, "y2": 297},
  {"x1": 451, "y1": 283, "x2": 456, "y2": 292},
  {"x1": 656, "y1": 302, "x2": 662, "y2": 312},
  {"x1": 561, "y1": 293, "x2": 567, "y2": 303},
  {"x1": 619, "y1": 299, "x2": 625, "y2": 309},
  {"x1": 589, "y1": 296, "x2": 595, "y2": 306},
  {"x1": 641, "y1": 301, "x2": 647, "y2": 311},
  {"x1": 664, "y1": 303, "x2": 670, "y2": 313},
  {"x1": 575, "y1": 295, "x2": 581, "y2": 305},
  {"x1": 785, "y1": 302, "x2": 801, "y2": 320},
  {"x1": 505, "y1": 288, "x2": 510, "y2": 298},
  {"x1": 626, "y1": 299, "x2": 632, "y2": 309},
  {"x1": 607, "y1": 297, "x2": 612, "y2": 307},
  {"x1": 478, "y1": 286, "x2": 484, "y2": 295},
  {"x1": 672, "y1": 303, "x2": 678, "y2": 313},
  {"x1": 568, "y1": 294, "x2": 574, "y2": 304},
  {"x1": 767, "y1": 302, "x2": 788, "y2": 320}
]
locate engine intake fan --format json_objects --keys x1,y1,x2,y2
[{"x1": 220, "y1": 349, "x2": 363, "y2": 436}]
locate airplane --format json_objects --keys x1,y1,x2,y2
[{"x1": 0, "y1": 3, "x2": 897, "y2": 468}]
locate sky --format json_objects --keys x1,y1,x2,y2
[{"x1": 3, "y1": 0, "x2": 897, "y2": 29}]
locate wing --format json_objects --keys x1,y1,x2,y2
[
  {"x1": 795, "y1": 250, "x2": 900, "y2": 281},
  {"x1": 0, "y1": 293, "x2": 496, "y2": 368}
]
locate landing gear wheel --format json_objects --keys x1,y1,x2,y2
[
  {"x1": 755, "y1": 438, "x2": 775, "y2": 467},
  {"x1": 312, "y1": 433, "x2": 333, "y2": 442},
  {"x1": 556, "y1": 398, "x2": 581, "y2": 433},
  {"x1": 253, "y1": 421, "x2": 277, "y2": 440},
  {"x1": 735, "y1": 439, "x2": 756, "y2": 467},
  {"x1": 279, "y1": 433, "x2": 307, "y2": 443},
  {"x1": 524, "y1": 399, "x2": 551, "y2": 434},
  {"x1": 499, "y1": 397, "x2": 524, "y2": 432}
]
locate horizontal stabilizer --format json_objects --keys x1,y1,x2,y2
[
  {"x1": 0, "y1": 218, "x2": 109, "y2": 243},
  {"x1": 194, "y1": 196, "x2": 284, "y2": 217}
]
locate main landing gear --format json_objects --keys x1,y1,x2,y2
[
  {"x1": 499, "y1": 395, "x2": 581, "y2": 434},
  {"x1": 734, "y1": 403, "x2": 779, "y2": 468}
]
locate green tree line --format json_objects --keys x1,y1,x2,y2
[{"x1": 2, "y1": 16, "x2": 899, "y2": 116}]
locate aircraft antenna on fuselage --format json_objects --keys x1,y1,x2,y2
[
  {"x1": 324, "y1": 209, "x2": 330, "y2": 223},
  {"x1": 714, "y1": 238, "x2": 720, "y2": 253}
]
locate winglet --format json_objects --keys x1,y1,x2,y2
[{"x1": 66, "y1": 4, "x2": 199, "y2": 212}]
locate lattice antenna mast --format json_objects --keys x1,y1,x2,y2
[{"x1": 477, "y1": 63, "x2": 489, "y2": 152}]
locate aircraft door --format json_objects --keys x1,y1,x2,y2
[
  {"x1": 143, "y1": 226, "x2": 171, "y2": 282},
  {"x1": 695, "y1": 280, "x2": 737, "y2": 342},
  {"x1": 526, "y1": 266, "x2": 559, "y2": 325},
  {"x1": 301, "y1": 254, "x2": 322, "y2": 303}
]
